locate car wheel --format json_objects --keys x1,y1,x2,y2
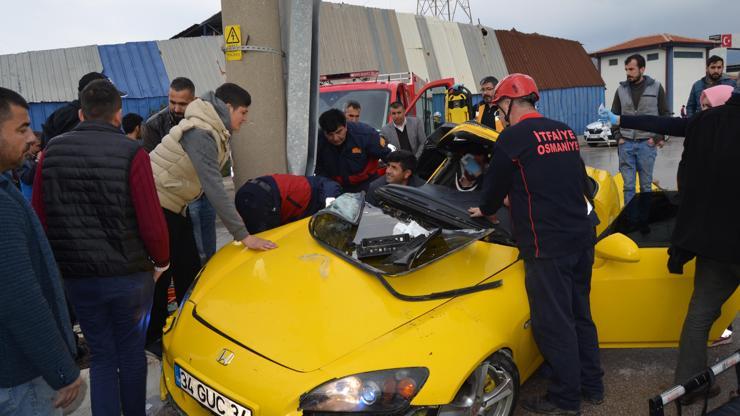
[
  {"x1": 438, "y1": 350, "x2": 519, "y2": 416},
  {"x1": 588, "y1": 143, "x2": 598, "y2": 147}
]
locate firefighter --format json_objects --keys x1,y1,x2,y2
[
  {"x1": 235, "y1": 174, "x2": 342, "y2": 234},
  {"x1": 469, "y1": 74, "x2": 604, "y2": 415},
  {"x1": 315, "y1": 108, "x2": 392, "y2": 192}
]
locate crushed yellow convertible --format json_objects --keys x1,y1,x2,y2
[{"x1": 161, "y1": 123, "x2": 740, "y2": 416}]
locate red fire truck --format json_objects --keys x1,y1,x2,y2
[{"x1": 319, "y1": 70, "x2": 454, "y2": 134}]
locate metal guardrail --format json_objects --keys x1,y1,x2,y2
[{"x1": 649, "y1": 349, "x2": 740, "y2": 416}]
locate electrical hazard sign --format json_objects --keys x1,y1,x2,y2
[{"x1": 224, "y1": 25, "x2": 242, "y2": 61}]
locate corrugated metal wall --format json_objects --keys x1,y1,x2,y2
[
  {"x1": 458, "y1": 25, "x2": 508, "y2": 85},
  {"x1": 157, "y1": 37, "x2": 226, "y2": 96},
  {"x1": 538, "y1": 86, "x2": 605, "y2": 134},
  {"x1": 98, "y1": 41, "x2": 171, "y2": 119},
  {"x1": 424, "y1": 17, "x2": 477, "y2": 88},
  {"x1": 0, "y1": 46, "x2": 102, "y2": 102},
  {"x1": 396, "y1": 13, "x2": 431, "y2": 81},
  {"x1": 318, "y1": 3, "x2": 408, "y2": 75},
  {"x1": 2, "y1": 6, "x2": 606, "y2": 135}
]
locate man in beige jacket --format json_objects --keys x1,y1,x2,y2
[{"x1": 146, "y1": 82, "x2": 276, "y2": 348}]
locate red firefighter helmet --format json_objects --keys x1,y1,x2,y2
[{"x1": 491, "y1": 73, "x2": 540, "y2": 105}]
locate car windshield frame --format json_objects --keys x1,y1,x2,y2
[
  {"x1": 309, "y1": 192, "x2": 492, "y2": 276},
  {"x1": 318, "y1": 89, "x2": 390, "y2": 130}
]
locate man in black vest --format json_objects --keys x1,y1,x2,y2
[{"x1": 32, "y1": 80, "x2": 170, "y2": 415}]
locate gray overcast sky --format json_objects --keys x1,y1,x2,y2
[{"x1": 0, "y1": 0, "x2": 737, "y2": 55}]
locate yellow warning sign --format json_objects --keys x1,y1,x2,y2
[{"x1": 224, "y1": 25, "x2": 242, "y2": 61}]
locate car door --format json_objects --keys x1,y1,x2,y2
[{"x1": 589, "y1": 191, "x2": 740, "y2": 347}]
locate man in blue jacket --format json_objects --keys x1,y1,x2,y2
[
  {"x1": 0, "y1": 87, "x2": 81, "y2": 414},
  {"x1": 470, "y1": 74, "x2": 603, "y2": 415},
  {"x1": 316, "y1": 109, "x2": 391, "y2": 192},
  {"x1": 686, "y1": 55, "x2": 736, "y2": 117}
]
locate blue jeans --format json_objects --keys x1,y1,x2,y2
[
  {"x1": 0, "y1": 377, "x2": 61, "y2": 416},
  {"x1": 188, "y1": 194, "x2": 217, "y2": 264},
  {"x1": 65, "y1": 272, "x2": 154, "y2": 416},
  {"x1": 618, "y1": 139, "x2": 657, "y2": 204}
]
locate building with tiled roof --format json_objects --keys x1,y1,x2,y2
[{"x1": 590, "y1": 34, "x2": 720, "y2": 116}]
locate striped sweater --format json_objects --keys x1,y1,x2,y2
[{"x1": 0, "y1": 172, "x2": 79, "y2": 389}]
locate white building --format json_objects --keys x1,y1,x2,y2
[
  {"x1": 591, "y1": 34, "x2": 718, "y2": 116},
  {"x1": 709, "y1": 33, "x2": 740, "y2": 75}
]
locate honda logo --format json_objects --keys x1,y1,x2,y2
[{"x1": 216, "y1": 349, "x2": 235, "y2": 366}]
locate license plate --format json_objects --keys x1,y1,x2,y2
[{"x1": 175, "y1": 364, "x2": 252, "y2": 416}]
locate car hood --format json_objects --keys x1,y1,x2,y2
[{"x1": 188, "y1": 219, "x2": 513, "y2": 372}]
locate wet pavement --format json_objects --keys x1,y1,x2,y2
[{"x1": 580, "y1": 136, "x2": 684, "y2": 191}]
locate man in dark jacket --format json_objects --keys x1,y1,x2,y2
[
  {"x1": 141, "y1": 77, "x2": 196, "y2": 152},
  {"x1": 0, "y1": 87, "x2": 81, "y2": 413},
  {"x1": 470, "y1": 74, "x2": 603, "y2": 415},
  {"x1": 685, "y1": 55, "x2": 736, "y2": 117},
  {"x1": 32, "y1": 80, "x2": 170, "y2": 415},
  {"x1": 316, "y1": 108, "x2": 392, "y2": 192},
  {"x1": 670, "y1": 86, "x2": 740, "y2": 401},
  {"x1": 40, "y1": 72, "x2": 112, "y2": 147},
  {"x1": 235, "y1": 174, "x2": 342, "y2": 233}
]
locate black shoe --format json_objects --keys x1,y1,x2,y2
[
  {"x1": 520, "y1": 396, "x2": 580, "y2": 415},
  {"x1": 582, "y1": 393, "x2": 604, "y2": 405},
  {"x1": 679, "y1": 385, "x2": 721, "y2": 406}
]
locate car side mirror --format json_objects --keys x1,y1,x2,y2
[{"x1": 595, "y1": 233, "x2": 640, "y2": 263}]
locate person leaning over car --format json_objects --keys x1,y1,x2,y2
[
  {"x1": 147, "y1": 83, "x2": 277, "y2": 347},
  {"x1": 315, "y1": 108, "x2": 392, "y2": 192},
  {"x1": 469, "y1": 74, "x2": 604, "y2": 416},
  {"x1": 235, "y1": 174, "x2": 342, "y2": 234}
]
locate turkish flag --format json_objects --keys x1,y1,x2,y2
[{"x1": 721, "y1": 34, "x2": 732, "y2": 48}]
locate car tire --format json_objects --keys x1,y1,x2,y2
[
  {"x1": 588, "y1": 143, "x2": 599, "y2": 147},
  {"x1": 438, "y1": 350, "x2": 520, "y2": 416}
]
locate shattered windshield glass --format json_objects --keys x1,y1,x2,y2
[{"x1": 310, "y1": 195, "x2": 491, "y2": 276}]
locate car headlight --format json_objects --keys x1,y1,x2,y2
[{"x1": 300, "y1": 368, "x2": 429, "y2": 413}]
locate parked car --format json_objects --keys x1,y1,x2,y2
[
  {"x1": 584, "y1": 120, "x2": 616, "y2": 147},
  {"x1": 159, "y1": 123, "x2": 739, "y2": 416}
]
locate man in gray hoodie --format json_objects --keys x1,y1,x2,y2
[{"x1": 147, "y1": 83, "x2": 277, "y2": 347}]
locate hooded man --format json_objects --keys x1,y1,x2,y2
[{"x1": 146, "y1": 83, "x2": 277, "y2": 348}]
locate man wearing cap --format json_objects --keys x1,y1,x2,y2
[
  {"x1": 235, "y1": 174, "x2": 342, "y2": 234},
  {"x1": 32, "y1": 79, "x2": 169, "y2": 415},
  {"x1": 40, "y1": 72, "x2": 119, "y2": 147},
  {"x1": 469, "y1": 74, "x2": 603, "y2": 415}
]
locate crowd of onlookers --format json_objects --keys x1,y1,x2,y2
[{"x1": 0, "y1": 51, "x2": 738, "y2": 416}]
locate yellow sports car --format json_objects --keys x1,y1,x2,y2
[{"x1": 160, "y1": 123, "x2": 740, "y2": 416}]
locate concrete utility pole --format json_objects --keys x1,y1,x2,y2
[{"x1": 222, "y1": 0, "x2": 287, "y2": 188}]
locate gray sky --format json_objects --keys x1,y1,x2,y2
[{"x1": 0, "y1": 0, "x2": 737, "y2": 55}]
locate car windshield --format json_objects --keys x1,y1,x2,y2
[
  {"x1": 599, "y1": 191, "x2": 679, "y2": 247},
  {"x1": 309, "y1": 193, "x2": 491, "y2": 276},
  {"x1": 319, "y1": 89, "x2": 390, "y2": 130}
]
